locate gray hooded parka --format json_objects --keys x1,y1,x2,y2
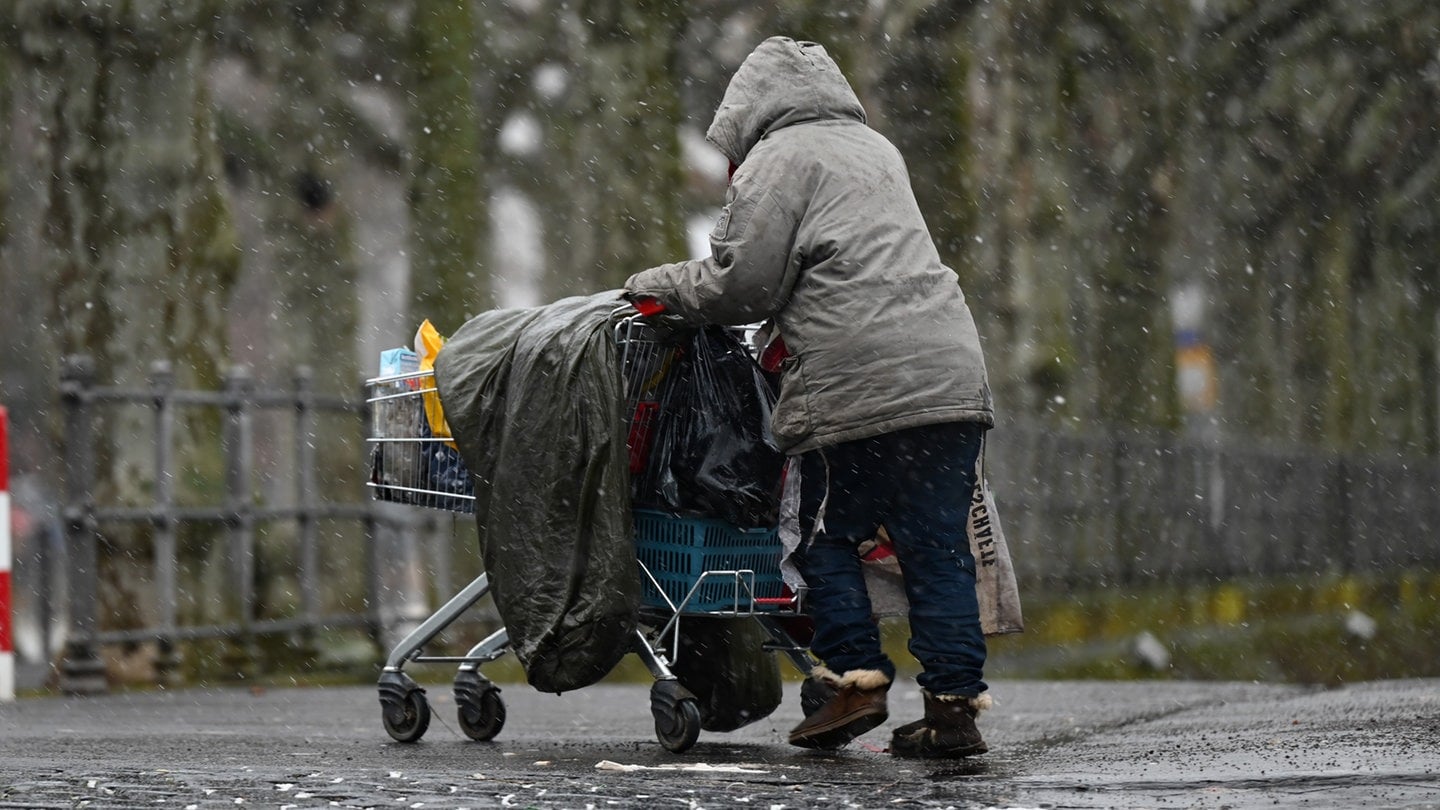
[{"x1": 624, "y1": 36, "x2": 993, "y2": 454}]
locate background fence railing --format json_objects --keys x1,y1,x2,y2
[
  {"x1": 53, "y1": 356, "x2": 395, "y2": 693},
  {"x1": 33, "y1": 358, "x2": 1440, "y2": 692},
  {"x1": 987, "y1": 422, "x2": 1440, "y2": 587}
]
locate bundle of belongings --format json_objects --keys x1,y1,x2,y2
[
  {"x1": 776, "y1": 442, "x2": 1025, "y2": 635},
  {"x1": 434, "y1": 293, "x2": 640, "y2": 694},
  {"x1": 432, "y1": 292, "x2": 787, "y2": 709},
  {"x1": 368, "y1": 321, "x2": 474, "y2": 513}
]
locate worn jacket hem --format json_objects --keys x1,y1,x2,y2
[{"x1": 782, "y1": 408, "x2": 994, "y2": 455}]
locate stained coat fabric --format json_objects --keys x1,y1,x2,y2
[{"x1": 433, "y1": 292, "x2": 640, "y2": 693}]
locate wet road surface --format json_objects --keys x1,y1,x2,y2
[{"x1": 1, "y1": 678, "x2": 1437, "y2": 808}]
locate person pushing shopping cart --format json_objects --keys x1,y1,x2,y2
[{"x1": 623, "y1": 36, "x2": 1017, "y2": 759}]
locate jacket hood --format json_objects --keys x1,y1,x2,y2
[{"x1": 705, "y1": 37, "x2": 866, "y2": 166}]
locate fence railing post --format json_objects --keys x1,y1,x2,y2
[
  {"x1": 359, "y1": 379, "x2": 384, "y2": 653},
  {"x1": 294, "y1": 366, "x2": 320, "y2": 660},
  {"x1": 58, "y1": 356, "x2": 106, "y2": 694},
  {"x1": 1, "y1": 405, "x2": 12, "y2": 702},
  {"x1": 222, "y1": 364, "x2": 257, "y2": 678},
  {"x1": 1110, "y1": 427, "x2": 1133, "y2": 584},
  {"x1": 150, "y1": 361, "x2": 180, "y2": 685},
  {"x1": 1202, "y1": 430, "x2": 1227, "y2": 579}
]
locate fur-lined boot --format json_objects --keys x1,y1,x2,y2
[
  {"x1": 889, "y1": 691, "x2": 991, "y2": 759},
  {"x1": 787, "y1": 666, "x2": 890, "y2": 750}
]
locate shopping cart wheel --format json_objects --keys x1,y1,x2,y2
[
  {"x1": 649, "y1": 680, "x2": 702, "y2": 754},
  {"x1": 454, "y1": 670, "x2": 506, "y2": 742},
  {"x1": 380, "y1": 686, "x2": 432, "y2": 743},
  {"x1": 800, "y1": 676, "x2": 837, "y2": 718}
]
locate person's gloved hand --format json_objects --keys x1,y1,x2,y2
[
  {"x1": 628, "y1": 295, "x2": 666, "y2": 317},
  {"x1": 617, "y1": 292, "x2": 695, "y2": 343}
]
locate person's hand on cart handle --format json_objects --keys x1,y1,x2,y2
[
  {"x1": 620, "y1": 293, "x2": 692, "y2": 341},
  {"x1": 629, "y1": 296, "x2": 666, "y2": 317}
]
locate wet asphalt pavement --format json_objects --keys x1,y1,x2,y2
[{"x1": 1, "y1": 677, "x2": 1437, "y2": 809}]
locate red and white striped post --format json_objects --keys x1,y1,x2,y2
[{"x1": 0, "y1": 406, "x2": 12, "y2": 701}]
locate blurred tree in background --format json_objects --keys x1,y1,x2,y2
[
  {"x1": 407, "y1": 0, "x2": 486, "y2": 333},
  {"x1": 1192, "y1": 0, "x2": 1440, "y2": 453},
  {"x1": 6, "y1": 0, "x2": 243, "y2": 633},
  {"x1": 1, "y1": 0, "x2": 1435, "y2": 477},
  {"x1": 0, "y1": 0, "x2": 1437, "y2": 654}
]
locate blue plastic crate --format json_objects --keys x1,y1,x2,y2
[{"x1": 633, "y1": 509, "x2": 784, "y2": 611}]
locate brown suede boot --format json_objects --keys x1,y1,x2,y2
[
  {"x1": 890, "y1": 691, "x2": 990, "y2": 758},
  {"x1": 787, "y1": 667, "x2": 890, "y2": 750}
]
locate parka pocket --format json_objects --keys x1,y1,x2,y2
[
  {"x1": 710, "y1": 205, "x2": 733, "y2": 241},
  {"x1": 770, "y1": 355, "x2": 812, "y2": 443}
]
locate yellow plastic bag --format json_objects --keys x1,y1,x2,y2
[{"x1": 415, "y1": 319, "x2": 453, "y2": 443}]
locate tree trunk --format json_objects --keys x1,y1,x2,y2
[
  {"x1": 529, "y1": 2, "x2": 688, "y2": 295},
  {"x1": 1201, "y1": 0, "x2": 1440, "y2": 452},
  {"x1": 407, "y1": 0, "x2": 486, "y2": 333},
  {"x1": 17, "y1": 0, "x2": 241, "y2": 649}
]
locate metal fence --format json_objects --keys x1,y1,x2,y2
[
  {"x1": 986, "y1": 421, "x2": 1440, "y2": 587},
  {"x1": 54, "y1": 356, "x2": 389, "y2": 693},
  {"x1": 44, "y1": 357, "x2": 1440, "y2": 692}
]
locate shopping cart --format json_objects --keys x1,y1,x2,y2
[{"x1": 366, "y1": 306, "x2": 822, "y2": 753}]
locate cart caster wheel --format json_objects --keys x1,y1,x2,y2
[
  {"x1": 800, "y1": 676, "x2": 836, "y2": 718},
  {"x1": 454, "y1": 672, "x2": 506, "y2": 742},
  {"x1": 655, "y1": 698, "x2": 702, "y2": 753},
  {"x1": 381, "y1": 687, "x2": 432, "y2": 743},
  {"x1": 650, "y1": 680, "x2": 701, "y2": 754}
]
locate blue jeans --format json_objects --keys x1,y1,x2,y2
[{"x1": 793, "y1": 421, "x2": 987, "y2": 697}]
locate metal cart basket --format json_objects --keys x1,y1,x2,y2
[{"x1": 367, "y1": 311, "x2": 822, "y2": 753}]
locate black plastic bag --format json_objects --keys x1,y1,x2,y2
[
  {"x1": 671, "y1": 617, "x2": 783, "y2": 731},
  {"x1": 417, "y1": 418, "x2": 475, "y2": 513},
  {"x1": 634, "y1": 326, "x2": 784, "y2": 528}
]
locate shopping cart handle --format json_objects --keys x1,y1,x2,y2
[{"x1": 630, "y1": 297, "x2": 666, "y2": 317}]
